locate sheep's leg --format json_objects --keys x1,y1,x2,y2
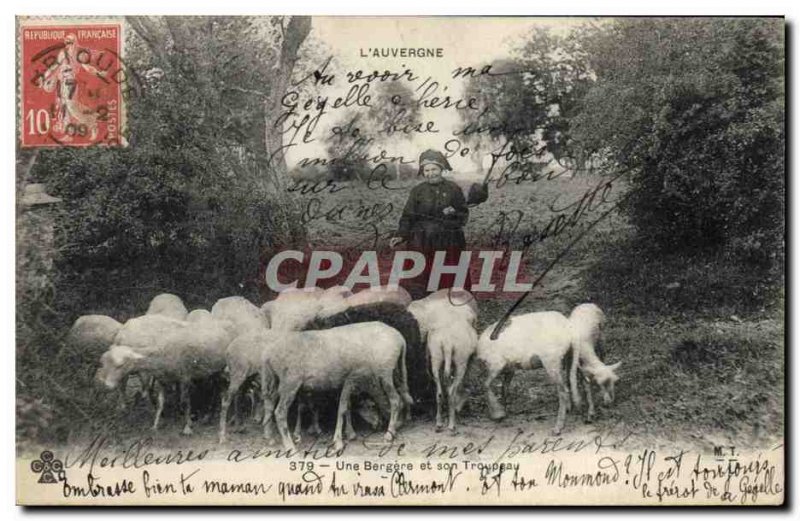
[
  {"x1": 239, "y1": 380, "x2": 261, "y2": 425},
  {"x1": 380, "y1": 371, "x2": 402, "y2": 442},
  {"x1": 260, "y1": 369, "x2": 279, "y2": 443},
  {"x1": 397, "y1": 344, "x2": 414, "y2": 422},
  {"x1": 569, "y1": 345, "x2": 582, "y2": 408},
  {"x1": 151, "y1": 380, "x2": 165, "y2": 431},
  {"x1": 275, "y1": 381, "x2": 302, "y2": 451},
  {"x1": 500, "y1": 369, "x2": 514, "y2": 409},
  {"x1": 143, "y1": 376, "x2": 157, "y2": 406},
  {"x1": 543, "y1": 361, "x2": 570, "y2": 435},
  {"x1": 485, "y1": 365, "x2": 507, "y2": 421},
  {"x1": 202, "y1": 375, "x2": 222, "y2": 424},
  {"x1": 181, "y1": 380, "x2": 194, "y2": 435},
  {"x1": 583, "y1": 372, "x2": 596, "y2": 423},
  {"x1": 344, "y1": 409, "x2": 356, "y2": 441},
  {"x1": 429, "y1": 347, "x2": 445, "y2": 431},
  {"x1": 309, "y1": 404, "x2": 322, "y2": 435},
  {"x1": 447, "y1": 357, "x2": 468, "y2": 434},
  {"x1": 333, "y1": 380, "x2": 356, "y2": 451},
  {"x1": 293, "y1": 396, "x2": 306, "y2": 443},
  {"x1": 219, "y1": 369, "x2": 246, "y2": 443},
  {"x1": 251, "y1": 387, "x2": 264, "y2": 425},
  {"x1": 117, "y1": 374, "x2": 130, "y2": 412}
]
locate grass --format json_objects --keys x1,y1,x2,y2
[{"x1": 585, "y1": 234, "x2": 784, "y2": 320}]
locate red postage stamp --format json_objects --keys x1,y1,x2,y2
[{"x1": 19, "y1": 20, "x2": 125, "y2": 147}]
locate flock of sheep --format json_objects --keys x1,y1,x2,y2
[{"x1": 66, "y1": 285, "x2": 622, "y2": 451}]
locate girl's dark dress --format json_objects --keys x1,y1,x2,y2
[
  {"x1": 395, "y1": 178, "x2": 486, "y2": 409},
  {"x1": 398, "y1": 179, "x2": 469, "y2": 251},
  {"x1": 396, "y1": 178, "x2": 487, "y2": 299}
]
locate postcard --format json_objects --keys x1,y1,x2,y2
[{"x1": 15, "y1": 15, "x2": 785, "y2": 505}]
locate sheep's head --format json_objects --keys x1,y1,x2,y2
[
  {"x1": 95, "y1": 345, "x2": 144, "y2": 389},
  {"x1": 590, "y1": 361, "x2": 621, "y2": 404},
  {"x1": 355, "y1": 398, "x2": 383, "y2": 430}
]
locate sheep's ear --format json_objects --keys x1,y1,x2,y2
[{"x1": 609, "y1": 361, "x2": 622, "y2": 372}]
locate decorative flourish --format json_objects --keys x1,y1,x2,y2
[{"x1": 30, "y1": 450, "x2": 64, "y2": 484}]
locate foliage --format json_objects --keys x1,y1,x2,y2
[
  {"x1": 323, "y1": 81, "x2": 421, "y2": 181},
  {"x1": 459, "y1": 29, "x2": 596, "y2": 171},
  {"x1": 31, "y1": 17, "x2": 309, "y2": 304},
  {"x1": 18, "y1": 17, "x2": 311, "y2": 441},
  {"x1": 571, "y1": 18, "x2": 784, "y2": 265}
]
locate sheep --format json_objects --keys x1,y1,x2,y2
[
  {"x1": 259, "y1": 322, "x2": 413, "y2": 451},
  {"x1": 322, "y1": 285, "x2": 353, "y2": 300},
  {"x1": 351, "y1": 285, "x2": 411, "y2": 307},
  {"x1": 211, "y1": 296, "x2": 267, "y2": 335},
  {"x1": 407, "y1": 289, "x2": 479, "y2": 432},
  {"x1": 408, "y1": 288, "x2": 478, "y2": 336},
  {"x1": 310, "y1": 285, "x2": 413, "y2": 321},
  {"x1": 224, "y1": 288, "x2": 335, "y2": 436},
  {"x1": 477, "y1": 311, "x2": 573, "y2": 435},
  {"x1": 64, "y1": 314, "x2": 122, "y2": 360},
  {"x1": 106, "y1": 315, "x2": 189, "y2": 407},
  {"x1": 59, "y1": 315, "x2": 123, "y2": 384},
  {"x1": 302, "y1": 302, "x2": 422, "y2": 437},
  {"x1": 97, "y1": 319, "x2": 236, "y2": 434},
  {"x1": 145, "y1": 293, "x2": 188, "y2": 321},
  {"x1": 113, "y1": 314, "x2": 188, "y2": 349},
  {"x1": 266, "y1": 287, "x2": 348, "y2": 331},
  {"x1": 187, "y1": 309, "x2": 212, "y2": 323},
  {"x1": 218, "y1": 328, "x2": 282, "y2": 443},
  {"x1": 265, "y1": 288, "x2": 324, "y2": 331},
  {"x1": 425, "y1": 322, "x2": 478, "y2": 433},
  {"x1": 568, "y1": 304, "x2": 621, "y2": 422}
]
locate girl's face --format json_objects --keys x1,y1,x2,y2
[{"x1": 422, "y1": 163, "x2": 444, "y2": 184}]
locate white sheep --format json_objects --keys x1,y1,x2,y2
[
  {"x1": 106, "y1": 314, "x2": 189, "y2": 406},
  {"x1": 407, "y1": 289, "x2": 479, "y2": 432},
  {"x1": 113, "y1": 314, "x2": 188, "y2": 349},
  {"x1": 145, "y1": 293, "x2": 188, "y2": 321},
  {"x1": 354, "y1": 285, "x2": 411, "y2": 306},
  {"x1": 568, "y1": 304, "x2": 621, "y2": 422},
  {"x1": 60, "y1": 315, "x2": 123, "y2": 386},
  {"x1": 218, "y1": 328, "x2": 283, "y2": 443},
  {"x1": 186, "y1": 309, "x2": 212, "y2": 323},
  {"x1": 322, "y1": 285, "x2": 353, "y2": 300},
  {"x1": 477, "y1": 311, "x2": 573, "y2": 435},
  {"x1": 211, "y1": 296, "x2": 267, "y2": 335},
  {"x1": 64, "y1": 314, "x2": 122, "y2": 359},
  {"x1": 265, "y1": 287, "x2": 344, "y2": 331},
  {"x1": 426, "y1": 322, "x2": 478, "y2": 433},
  {"x1": 408, "y1": 288, "x2": 478, "y2": 336},
  {"x1": 97, "y1": 319, "x2": 236, "y2": 434},
  {"x1": 302, "y1": 286, "x2": 409, "y2": 321},
  {"x1": 259, "y1": 322, "x2": 413, "y2": 451}
]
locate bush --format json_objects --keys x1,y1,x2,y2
[
  {"x1": 16, "y1": 19, "x2": 308, "y2": 444},
  {"x1": 573, "y1": 19, "x2": 784, "y2": 267}
]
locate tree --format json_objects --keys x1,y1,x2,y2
[
  {"x1": 32, "y1": 16, "x2": 314, "y2": 309},
  {"x1": 322, "y1": 81, "x2": 422, "y2": 181},
  {"x1": 571, "y1": 18, "x2": 784, "y2": 264},
  {"x1": 456, "y1": 28, "x2": 601, "y2": 176}
]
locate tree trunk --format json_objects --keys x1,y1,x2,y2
[{"x1": 264, "y1": 16, "x2": 312, "y2": 187}]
